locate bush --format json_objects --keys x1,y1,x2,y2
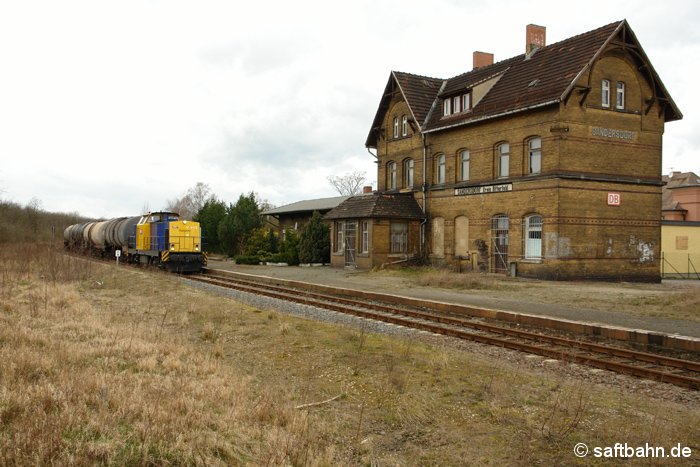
[
  {"x1": 266, "y1": 253, "x2": 289, "y2": 264},
  {"x1": 244, "y1": 227, "x2": 278, "y2": 258},
  {"x1": 278, "y1": 230, "x2": 300, "y2": 266},
  {"x1": 233, "y1": 255, "x2": 261, "y2": 265},
  {"x1": 298, "y1": 211, "x2": 330, "y2": 264}
]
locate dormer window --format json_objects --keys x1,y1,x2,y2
[
  {"x1": 462, "y1": 93, "x2": 471, "y2": 110},
  {"x1": 443, "y1": 92, "x2": 472, "y2": 116},
  {"x1": 453, "y1": 96, "x2": 461, "y2": 113},
  {"x1": 443, "y1": 99, "x2": 451, "y2": 116}
]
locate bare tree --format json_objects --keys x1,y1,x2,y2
[
  {"x1": 327, "y1": 171, "x2": 367, "y2": 196},
  {"x1": 165, "y1": 182, "x2": 212, "y2": 219}
]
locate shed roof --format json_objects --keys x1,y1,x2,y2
[
  {"x1": 324, "y1": 193, "x2": 424, "y2": 220},
  {"x1": 263, "y1": 195, "x2": 350, "y2": 216}
]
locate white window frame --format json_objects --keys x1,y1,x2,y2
[
  {"x1": 460, "y1": 149, "x2": 470, "y2": 181},
  {"x1": 361, "y1": 220, "x2": 369, "y2": 254},
  {"x1": 524, "y1": 214, "x2": 543, "y2": 260},
  {"x1": 601, "y1": 79, "x2": 610, "y2": 108},
  {"x1": 436, "y1": 154, "x2": 446, "y2": 184},
  {"x1": 390, "y1": 222, "x2": 408, "y2": 253},
  {"x1": 335, "y1": 221, "x2": 344, "y2": 253},
  {"x1": 388, "y1": 161, "x2": 397, "y2": 190},
  {"x1": 462, "y1": 93, "x2": 471, "y2": 110},
  {"x1": 401, "y1": 115, "x2": 408, "y2": 136},
  {"x1": 393, "y1": 117, "x2": 399, "y2": 138},
  {"x1": 528, "y1": 137, "x2": 541, "y2": 175},
  {"x1": 443, "y1": 98, "x2": 451, "y2": 116},
  {"x1": 403, "y1": 158, "x2": 414, "y2": 188},
  {"x1": 616, "y1": 82, "x2": 625, "y2": 110},
  {"x1": 453, "y1": 96, "x2": 461, "y2": 113},
  {"x1": 498, "y1": 143, "x2": 510, "y2": 178}
]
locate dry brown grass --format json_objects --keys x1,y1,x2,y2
[
  {"x1": 370, "y1": 266, "x2": 700, "y2": 322},
  {"x1": 411, "y1": 267, "x2": 508, "y2": 290},
  {"x1": 1, "y1": 244, "x2": 699, "y2": 465}
]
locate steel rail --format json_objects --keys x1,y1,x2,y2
[{"x1": 191, "y1": 272, "x2": 700, "y2": 390}]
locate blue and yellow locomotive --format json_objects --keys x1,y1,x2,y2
[
  {"x1": 63, "y1": 211, "x2": 207, "y2": 273},
  {"x1": 130, "y1": 211, "x2": 206, "y2": 272}
]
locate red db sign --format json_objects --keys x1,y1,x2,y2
[{"x1": 607, "y1": 193, "x2": 621, "y2": 206}]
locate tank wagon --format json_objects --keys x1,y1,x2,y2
[{"x1": 64, "y1": 211, "x2": 206, "y2": 273}]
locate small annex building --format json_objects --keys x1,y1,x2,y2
[
  {"x1": 661, "y1": 171, "x2": 700, "y2": 278},
  {"x1": 324, "y1": 193, "x2": 424, "y2": 268},
  {"x1": 262, "y1": 195, "x2": 349, "y2": 238},
  {"x1": 356, "y1": 19, "x2": 681, "y2": 281}
]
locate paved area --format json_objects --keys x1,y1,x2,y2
[{"x1": 207, "y1": 261, "x2": 700, "y2": 339}]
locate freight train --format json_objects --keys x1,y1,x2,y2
[{"x1": 64, "y1": 211, "x2": 206, "y2": 273}]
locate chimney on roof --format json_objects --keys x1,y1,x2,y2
[
  {"x1": 473, "y1": 51, "x2": 494, "y2": 70},
  {"x1": 362, "y1": 186, "x2": 373, "y2": 194},
  {"x1": 526, "y1": 24, "x2": 546, "y2": 54}
]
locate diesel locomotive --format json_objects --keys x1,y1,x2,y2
[{"x1": 64, "y1": 211, "x2": 206, "y2": 273}]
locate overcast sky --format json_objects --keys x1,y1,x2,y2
[{"x1": 1, "y1": 0, "x2": 698, "y2": 219}]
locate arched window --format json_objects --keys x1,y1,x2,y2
[
  {"x1": 403, "y1": 158, "x2": 414, "y2": 188},
  {"x1": 524, "y1": 214, "x2": 543, "y2": 260},
  {"x1": 528, "y1": 137, "x2": 541, "y2": 175},
  {"x1": 435, "y1": 154, "x2": 446, "y2": 184},
  {"x1": 497, "y1": 143, "x2": 509, "y2": 178},
  {"x1": 459, "y1": 149, "x2": 470, "y2": 181},
  {"x1": 387, "y1": 161, "x2": 397, "y2": 190}
]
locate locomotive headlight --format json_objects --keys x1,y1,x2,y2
[{"x1": 195, "y1": 246, "x2": 200, "y2": 251}]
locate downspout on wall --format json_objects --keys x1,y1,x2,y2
[{"x1": 420, "y1": 132, "x2": 428, "y2": 256}]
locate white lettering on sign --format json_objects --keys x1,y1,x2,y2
[
  {"x1": 591, "y1": 127, "x2": 636, "y2": 141},
  {"x1": 455, "y1": 183, "x2": 513, "y2": 196},
  {"x1": 607, "y1": 193, "x2": 621, "y2": 206}
]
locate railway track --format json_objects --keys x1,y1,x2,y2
[{"x1": 189, "y1": 269, "x2": 700, "y2": 391}]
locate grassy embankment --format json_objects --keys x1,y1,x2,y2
[{"x1": 1, "y1": 243, "x2": 699, "y2": 465}]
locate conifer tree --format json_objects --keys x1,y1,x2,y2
[{"x1": 298, "y1": 211, "x2": 330, "y2": 264}]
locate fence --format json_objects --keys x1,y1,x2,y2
[{"x1": 660, "y1": 252, "x2": 700, "y2": 279}]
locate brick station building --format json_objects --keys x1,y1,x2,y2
[{"x1": 328, "y1": 20, "x2": 681, "y2": 281}]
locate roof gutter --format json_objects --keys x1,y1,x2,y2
[{"x1": 423, "y1": 99, "x2": 560, "y2": 134}]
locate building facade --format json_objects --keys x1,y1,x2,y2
[
  {"x1": 661, "y1": 172, "x2": 700, "y2": 278},
  {"x1": 353, "y1": 20, "x2": 681, "y2": 281},
  {"x1": 325, "y1": 193, "x2": 424, "y2": 269}
]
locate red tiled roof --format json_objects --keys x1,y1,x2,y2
[
  {"x1": 324, "y1": 193, "x2": 425, "y2": 220},
  {"x1": 393, "y1": 72, "x2": 443, "y2": 128},
  {"x1": 366, "y1": 20, "x2": 681, "y2": 147}
]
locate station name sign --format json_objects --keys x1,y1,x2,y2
[
  {"x1": 455, "y1": 183, "x2": 513, "y2": 196},
  {"x1": 591, "y1": 127, "x2": 636, "y2": 141}
]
